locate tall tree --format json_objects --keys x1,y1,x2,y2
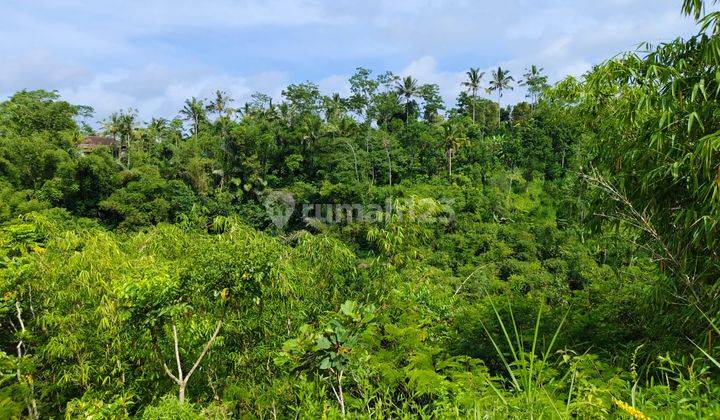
[
  {"x1": 462, "y1": 68, "x2": 485, "y2": 122},
  {"x1": 487, "y1": 67, "x2": 514, "y2": 108},
  {"x1": 0, "y1": 89, "x2": 90, "y2": 138},
  {"x1": 179, "y1": 97, "x2": 206, "y2": 137},
  {"x1": 207, "y1": 90, "x2": 234, "y2": 163},
  {"x1": 207, "y1": 90, "x2": 234, "y2": 121},
  {"x1": 104, "y1": 109, "x2": 137, "y2": 167},
  {"x1": 101, "y1": 112, "x2": 122, "y2": 145},
  {"x1": 395, "y1": 76, "x2": 420, "y2": 123},
  {"x1": 419, "y1": 84, "x2": 445, "y2": 123},
  {"x1": 520, "y1": 65, "x2": 549, "y2": 104},
  {"x1": 147, "y1": 117, "x2": 169, "y2": 143},
  {"x1": 348, "y1": 67, "x2": 379, "y2": 121},
  {"x1": 442, "y1": 121, "x2": 467, "y2": 177}
]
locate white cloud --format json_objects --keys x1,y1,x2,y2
[
  {"x1": 539, "y1": 37, "x2": 573, "y2": 60},
  {"x1": 318, "y1": 74, "x2": 351, "y2": 97},
  {"x1": 400, "y1": 56, "x2": 466, "y2": 102},
  {"x1": 0, "y1": 0, "x2": 703, "y2": 121},
  {"x1": 556, "y1": 61, "x2": 592, "y2": 79},
  {"x1": 56, "y1": 65, "x2": 291, "y2": 123},
  {"x1": 0, "y1": 50, "x2": 91, "y2": 92}
]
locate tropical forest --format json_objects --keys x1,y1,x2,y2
[{"x1": 1, "y1": 0, "x2": 720, "y2": 418}]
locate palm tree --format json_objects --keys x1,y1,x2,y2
[
  {"x1": 207, "y1": 90, "x2": 234, "y2": 162},
  {"x1": 101, "y1": 112, "x2": 122, "y2": 145},
  {"x1": 442, "y1": 122, "x2": 467, "y2": 177},
  {"x1": 118, "y1": 109, "x2": 137, "y2": 167},
  {"x1": 103, "y1": 109, "x2": 137, "y2": 166},
  {"x1": 300, "y1": 117, "x2": 323, "y2": 147},
  {"x1": 179, "y1": 97, "x2": 206, "y2": 137},
  {"x1": 147, "y1": 117, "x2": 169, "y2": 142},
  {"x1": 462, "y1": 68, "x2": 484, "y2": 122},
  {"x1": 395, "y1": 76, "x2": 420, "y2": 123},
  {"x1": 207, "y1": 90, "x2": 234, "y2": 122},
  {"x1": 323, "y1": 93, "x2": 345, "y2": 122},
  {"x1": 487, "y1": 67, "x2": 514, "y2": 108},
  {"x1": 520, "y1": 65, "x2": 549, "y2": 104}
]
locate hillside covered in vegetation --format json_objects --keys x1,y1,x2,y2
[{"x1": 2, "y1": 1, "x2": 720, "y2": 418}]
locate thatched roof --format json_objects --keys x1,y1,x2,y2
[{"x1": 79, "y1": 136, "x2": 115, "y2": 148}]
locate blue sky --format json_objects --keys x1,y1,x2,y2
[{"x1": 0, "y1": 0, "x2": 699, "y2": 123}]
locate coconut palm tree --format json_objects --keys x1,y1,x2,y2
[
  {"x1": 520, "y1": 65, "x2": 549, "y2": 104},
  {"x1": 147, "y1": 117, "x2": 169, "y2": 142},
  {"x1": 103, "y1": 109, "x2": 137, "y2": 166},
  {"x1": 487, "y1": 67, "x2": 514, "y2": 108},
  {"x1": 207, "y1": 90, "x2": 234, "y2": 161},
  {"x1": 118, "y1": 109, "x2": 137, "y2": 167},
  {"x1": 442, "y1": 121, "x2": 467, "y2": 177},
  {"x1": 101, "y1": 112, "x2": 122, "y2": 145},
  {"x1": 207, "y1": 90, "x2": 234, "y2": 121},
  {"x1": 179, "y1": 97, "x2": 206, "y2": 137},
  {"x1": 395, "y1": 76, "x2": 420, "y2": 123},
  {"x1": 323, "y1": 93, "x2": 345, "y2": 122},
  {"x1": 462, "y1": 68, "x2": 484, "y2": 122}
]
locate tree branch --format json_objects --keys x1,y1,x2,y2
[
  {"x1": 172, "y1": 323, "x2": 184, "y2": 381},
  {"x1": 582, "y1": 169, "x2": 700, "y2": 303},
  {"x1": 184, "y1": 318, "x2": 223, "y2": 382},
  {"x1": 150, "y1": 329, "x2": 181, "y2": 384},
  {"x1": 15, "y1": 300, "x2": 25, "y2": 356}
]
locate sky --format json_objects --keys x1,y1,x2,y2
[{"x1": 0, "y1": 0, "x2": 700, "y2": 123}]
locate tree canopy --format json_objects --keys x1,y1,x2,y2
[{"x1": 2, "y1": 1, "x2": 720, "y2": 418}]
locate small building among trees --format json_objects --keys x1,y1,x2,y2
[{"x1": 77, "y1": 136, "x2": 117, "y2": 155}]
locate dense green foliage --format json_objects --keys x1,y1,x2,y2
[{"x1": 2, "y1": 2, "x2": 720, "y2": 418}]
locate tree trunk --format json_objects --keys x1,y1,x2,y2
[
  {"x1": 472, "y1": 92, "x2": 476, "y2": 122},
  {"x1": 153, "y1": 315, "x2": 225, "y2": 405},
  {"x1": 343, "y1": 139, "x2": 360, "y2": 182},
  {"x1": 15, "y1": 300, "x2": 38, "y2": 420},
  {"x1": 337, "y1": 370, "x2": 345, "y2": 416},
  {"x1": 365, "y1": 126, "x2": 373, "y2": 185},
  {"x1": 179, "y1": 383, "x2": 186, "y2": 404},
  {"x1": 221, "y1": 121, "x2": 228, "y2": 169},
  {"x1": 385, "y1": 144, "x2": 392, "y2": 186},
  {"x1": 329, "y1": 369, "x2": 346, "y2": 417}
]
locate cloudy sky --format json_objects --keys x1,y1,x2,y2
[{"x1": 0, "y1": 0, "x2": 699, "y2": 123}]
